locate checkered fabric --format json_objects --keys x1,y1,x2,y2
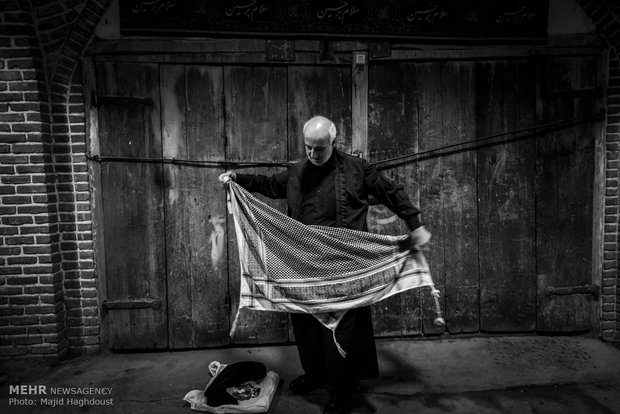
[{"x1": 227, "y1": 181, "x2": 441, "y2": 355}]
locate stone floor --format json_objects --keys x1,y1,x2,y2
[{"x1": 1, "y1": 335, "x2": 620, "y2": 413}]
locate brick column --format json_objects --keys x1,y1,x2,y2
[
  {"x1": 603, "y1": 55, "x2": 620, "y2": 340},
  {"x1": 577, "y1": 0, "x2": 620, "y2": 341},
  {"x1": 0, "y1": 0, "x2": 66, "y2": 358},
  {"x1": 0, "y1": 0, "x2": 110, "y2": 359}
]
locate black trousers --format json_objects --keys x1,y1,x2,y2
[{"x1": 291, "y1": 306, "x2": 379, "y2": 392}]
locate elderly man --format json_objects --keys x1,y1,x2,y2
[{"x1": 219, "y1": 116, "x2": 429, "y2": 414}]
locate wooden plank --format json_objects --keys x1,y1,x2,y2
[
  {"x1": 537, "y1": 274, "x2": 592, "y2": 332},
  {"x1": 352, "y1": 51, "x2": 368, "y2": 158},
  {"x1": 161, "y1": 64, "x2": 230, "y2": 348},
  {"x1": 367, "y1": 62, "x2": 418, "y2": 162},
  {"x1": 367, "y1": 62, "x2": 421, "y2": 336},
  {"x1": 100, "y1": 156, "x2": 167, "y2": 349},
  {"x1": 98, "y1": 63, "x2": 161, "y2": 158},
  {"x1": 226, "y1": 66, "x2": 288, "y2": 164},
  {"x1": 416, "y1": 62, "x2": 447, "y2": 335},
  {"x1": 477, "y1": 60, "x2": 536, "y2": 332},
  {"x1": 86, "y1": 57, "x2": 109, "y2": 349},
  {"x1": 535, "y1": 56, "x2": 596, "y2": 332},
  {"x1": 93, "y1": 52, "x2": 354, "y2": 65},
  {"x1": 91, "y1": 39, "x2": 369, "y2": 55},
  {"x1": 225, "y1": 65, "x2": 290, "y2": 345},
  {"x1": 288, "y1": 66, "x2": 352, "y2": 160},
  {"x1": 536, "y1": 56, "x2": 594, "y2": 289},
  {"x1": 92, "y1": 39, "x2": 267, "y2": 54},
  {"x1": 184, "y1": 64, "x2": 229, "y2": 346},
  {"x1": 440, "y1": 61, "x2": 479, "y2": 333},
  {"x1": 97, "y1": 62, "x2": 167, "y2": 349},
  {"x1": 377, "y1": 47, "x2": 602, "y2": 61}
]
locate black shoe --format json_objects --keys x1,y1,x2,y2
[
  {"x1": 289, "y1": 375, "x2": 320, "y2": 395},
  {"x1": 323, "y1": 390, "x2": 355, "y2": 414}
]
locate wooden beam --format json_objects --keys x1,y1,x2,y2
[
  {"x1": 352, "y1": 51, "x2": 368, "y2": 158},
  {"x1": 91, "y1": 52, "x2": 353, "y2": 65},
  {"x1": 82, "y1": 56, "x2": 109, "y2": 350}
]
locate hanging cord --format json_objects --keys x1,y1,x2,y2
[
  {"x1": 372, "y1": 111, "x2": 604, "y2": 170},
  {"x1": 86, "y1": 112, "x2": 603, "y2": 169},
  {"x1": 85, "y1": 155, "x2": 292, "y2": 169}
]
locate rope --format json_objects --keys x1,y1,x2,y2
[
  {"x1": 86, "y1": 155, "x2": 291, "y2": 169},
  {"x1": 372, "y1": 112, "x2": 603, "y2": 170},
  {"x1": 86, "y1": 113, "x2": 603, "y2": 169}
]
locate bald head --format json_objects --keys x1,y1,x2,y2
[
  {"x1": 303, "y1": 116, "x2": 336, "y2": 166},
  {"x1": 303, "y1": 116, "x2": 337, "y2": 141}
]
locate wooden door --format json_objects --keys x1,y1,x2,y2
[
  {"x1": 476, "y1": 60, "x2": 537, "y2": 332},
  {"x1": 367, "y1": 60, "x2": 480, "y2": 336},
  {"x1": 160, "y1": 65, "x2": 230, "y2": 349},
  {"x1": 224, "y1": 65, "x2": 290, "y2": 344},
  {"x1": 97, "y1": 62, "x2": 168, "y2": 349},
  {"x1": 536, "y1": 55, "x2": 598, "y2": 332},
  {"x1": 94, "y1": 49, "x2": 601, "y2": 350},
  {"x1": 367, "y1": 54, "x2": 601, "y2": 337},
  {"x1": 95, "y1": 61, "x2": 352, "y2": 349}
]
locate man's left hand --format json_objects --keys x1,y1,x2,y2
[{"x1": 408, "y1": 226, "x2": 431, "y2": 250}]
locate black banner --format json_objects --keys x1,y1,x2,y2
[{"x1": 120, "y1": 0, "x2": 548, "y2": 40}]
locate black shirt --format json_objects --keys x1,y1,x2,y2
[{"x1": 299, "y1": 152, "x2": 337, "y2": 227}]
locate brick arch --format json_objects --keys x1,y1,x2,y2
[
  {"x1": 0, "y1": 0, "x2": 111, "y2": 359},
  {"x1": 43, "y1": 0, "x2": 113, "y2": 355},
  {"x1": 577, "y1": 0, "x2": 620, "y2": 60}
]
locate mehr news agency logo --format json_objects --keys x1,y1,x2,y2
[{"x1": 8, "y1": 384, "x2": 114, "y2": 408}]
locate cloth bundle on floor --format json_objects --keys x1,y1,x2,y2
[
  {"x1": 184, "y1": 361, "x2": 279, "y2": 413},
  {"x1": 227, "y1": 181, "x2": 443, "y2": 355},
  {"x1": 204, "y1": 361, "x2": 266, "y2": 407}
]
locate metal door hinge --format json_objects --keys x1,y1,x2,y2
[
  {"x1": 93, "y1": 94, "x2": 153, "y2": 107},
  {"x1": 101, "y1": 298, "x2": 162, "y2": 312},
  {"x1": 544, "y1": 284, "x2": 599, "y2": 297}
]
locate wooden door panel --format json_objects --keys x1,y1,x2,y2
[
  {"x1": 367, "y1": 62, "x2": 421, "y2": 336},
  {"x1": 225, "y1": 66, "x2": 290, "y2": 344},
  {"x1": 440, "y1": 61, "x2": 479, "y2": 333},
  {"x1": 98, "y1": 62, "x2": 162, "y2": 158},
  {"x1": 536, "y1": 56, "x2": 597, "y2": 332},
  {"x1": 97, "y1": 62, "x2": 167, "y2": 349},
  {"x1": 536, "y1": 56, "x2": 595, "y2": 288},
  {"x1": 368, "y1": 62, "x2": 419, "y2": 162},
  {"x1": 102, "y1": 163, "x2": 167, "y2": 349},
  {"x1": 477, "y1": 60, "x2": 537, "y2": 332},
  {"x1": 415, "y1": 62, "x2": 448, "y2": 334},
  {"x1": 367, "y1": 61, "x2": 480, "y2": 336},
  {"x1": 161, "y1": 64, "x2": 230, "y2": 348},
  {"x1": 288, "y1": 66, "x2": 352, "y2": 160}
]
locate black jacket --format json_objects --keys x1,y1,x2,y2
[{"x1": 236, "y1": 149, "x2": 421, "y2": 231}]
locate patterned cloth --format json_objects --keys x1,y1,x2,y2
[{"x1": 227, "y1": 181, "x2": 442, "y2": 355}]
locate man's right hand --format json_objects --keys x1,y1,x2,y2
[{"x1": 218, "y1": 171, "x2": 236, "y2": 187}]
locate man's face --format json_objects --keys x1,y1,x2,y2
[{"x1": 304, "y1": 132, "x2": 333, "y2": 166}]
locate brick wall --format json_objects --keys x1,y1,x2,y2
[
  {"x1": 0, "y1": 0, "x2": 110, "y2": 359},
  {"x1": 578, "y1": 0, "x2": 620, "y2": 342}
]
